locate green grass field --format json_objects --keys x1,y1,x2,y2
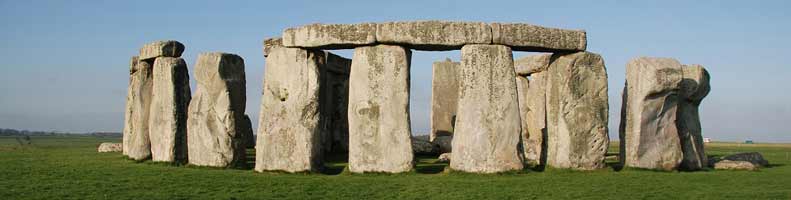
[{"x1": 1, "y1": 135, "x2": 790, "y2": 199}]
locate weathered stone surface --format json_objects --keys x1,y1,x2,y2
[
  {"x1": 677, "y1": 64, "x2": 711, "y2": 170},
  {"x1": 433, "y1": 135, "x2": 452, "y2": 154},
  {"x1": 256, "y1": 47, "x2": 326, "y2": 172},
  {"x1": 714, "y1": 160, "x2": 757, "y2": 171},
  {"x1": 282, "y1": 23, "x2": 377, "y2": 49},
  {"x1": 620, "y1": 57, "x2": 684, "y2": 171},
  {"x1": 98, "y1": 142, "x2": 123, "y2": 153},
  {"x1": 516, "y1": 72, "x2": 548, "y2": 166},
  {"x1": 376, "y1": 21, "x2": 492, "y2": 51},
  {"x1": 240, "y1": 115, "x2": 255, "y2": 148},
  {"x1": 149, "y1": 57, "x2": 191, "y2": 163},
  {"x1": 722, "y1": 152, "x2": 769, "y2": 167},
  {"x1": 545, "y1": 51, "x2": 609, "y2": 170},
  {"x1": 491, "y1": 23, "x2": 587, "y2": 52},
  {"x1": 430, "y1": 59, "x2": 460, "y2": 142},
  {"x1": 123, "y1": 57, "x2": 153, "y2": 160},
  {"x1": 263, "y1": 37, "x2": 282, "y2": 58},
  {"x1": 188, "y1": 52, "x2": 247, "y2": 168},
  {"x1": 436, "y1": 153, "x2": 451, "y2": 163},
  {"x1": 139, "y1": 40, "x2": 185, "y2": 61},
  {"x1": 514, "y1": 54, "x2": 552, "y2": 75},
  {"x1": 451, "y1": 44, "x2": 523, "y2": 173},
  {"x1": 412, "y1": 136, "x2": 439, "y2": 155},
  {"x1": 348, "y1": 45, "x2": 414, "y2": 173}
]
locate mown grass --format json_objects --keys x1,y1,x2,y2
[{"x1": 1, "y1": 135, "x2": 790, "y2": 199}]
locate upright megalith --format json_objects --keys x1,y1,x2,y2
[
  {"x1": 677, "y1": 65, "x2": 710, "y2": 170},
  {"x1": 149, "y1": 57, "x2": 191, "y2": 163},
  {"x1": 256, "y1": 44, "x2": 351, "y2": 172},
  {"x1": 545, "y1": 51, "x2": 609, "y2": 170},
  {"x1": 620, "y1": 57, "x2": 684, "y2": 171},
  {"x1": 348, "y1": 44, "x2": 414, "y2": 173},
  {"x1": 123, "y1": 56, "x2": 153, "y2": 160},
  {"x1": 451, "y1": 44, "x2": 523, "y2": 173},
  {"x1": 430, "y1": 59, "x2": 459, "y2": 147},
  {"x1": 187, "y1": 52, "x2": 248, "y2": 168},
  {"x1": 514, "y1": 54, "x2": 552, "y2": 165}
]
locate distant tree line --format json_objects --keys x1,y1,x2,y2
[{"x1": 0, "y1": 128, "x2": 121, "y2": 137}]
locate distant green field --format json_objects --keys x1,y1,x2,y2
[{"x1": 1, "y1": 135, "x2": 790, "y2": 199}]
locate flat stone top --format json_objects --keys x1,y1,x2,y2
[{"x1": 280, "y1": 21, "x2": 586, "y2": 52}]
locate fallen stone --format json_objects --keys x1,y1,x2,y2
[
  {"x1": 677, "y1": 64, "x2": 711, "y2": 170},
  {"x1": 257, "y1": 46, "x2": 324, "y2": 172},
  {"x1": 282, "y1": 23, "x2": 377, "y2": 49},
  {"x1": 545, "y1": 51, "x2": 609, "y2": 170},
  {"x1": 376, "y1": 21, "x2": 492, "y2": 51},
  {"x1": 436, "y1": 153, "x2": 451, "y2": 163},
  {"x1": 714, "y1": 160, "x2": 757, "y2": 171},
  {"x1": 433, "y1": 135, "x2": 452, "y2": 154},
  {"x1": 98, "y1": 142, "x2": 123, "y2": 153},
  {"x1": 514, "y1": 54, "x2": 552, "y2": 75},
  {"x1": 412, "y1": 136, "x2": 439, "y2": 155},
  {"x1": 620, "y1": 57, "x2": 684, "y2": 171},
  {"x1": 123, "y1": 58, "x2": 153, "y2": 160},
  {"x1": 451, "y1": 44, "x2": 523, "y2": 173},
  {"x1": 139, "y1": 40, "x2": 185, "y2": 61},
  {"x1": 263, "y1": 37, "x2": 282, "y2": 57},
  {"x1": 491, "y1": 23, "x2": 587, "y2": 52},
  {"x1": 149, "y1": 57, "x2": 191, "y2": 163},
  {"x1": 348, "y1": 45, "x2": 414, "y2": 173},
  {"x1": 430, "y1": 58, "x2": 460, "y2": 142},
  {"x1": 188, "y1": 52, "x2": 248, "y2": 168},
  {"x1": 722, "y1": 152, "x2": 769, "y2": 167}
]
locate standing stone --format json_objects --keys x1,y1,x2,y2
[
  {"x1": 545, "y1": 51, "x2": 609, "y2": 170},
  {"x1": 256, "y1": 47, "x2": 325, "y2": 172},
  {"x1": 451, "y1": 44, "x2": 523, "y2": 173},
  {"x1": 514, "y1": 54, "x2": 552, "y2": 165},
  {"x1": 240, "y1": 115, "x2": 255, "y2": 148},
  {"x1": 619, "y1": 57, "x2": 684, "y2": 171},
  {"x1": 139, "y1": 40, "x2": 185, "y2": 61},
  {"x1": 430, "y1": 58, "x2": 459, "y2": 144},
  {"x1": 376, "y1": 21, "x2": 492, "y2": 51},
  {"x1": 348, "y1": 44, "x2": 414, "y2": 173},
  {"x1": 677, "y1": 65, "x2": 711, "y2": 170},
  {"x1": 123, "y1": 57, "x2": 153, "y2": 160},
  {"x1": 188, "y1": 52, "x2": 247, "y2": 168},
  {"x1": 149, "y1": 57, "x2": 191, "y2": 163}
]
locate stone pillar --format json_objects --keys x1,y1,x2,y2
[
  {"x1": 451, "y1": 44, "x2": 523, "y2": 173},
  {"x1": 348, "y1": 44, "x2": 414, "y2": 173},
  {"x1": 188, "y1": 52, "x2": 247, "y2": 168},
  {"x1": 678, "y1": 65, "x2": 710, "y2": 170},
  {"x1": 149, "y1": 57, "x2": 191, "y2": 163},
  {"x1": 256, "y1": 46, "x2": 326, "y2": 172},
  {"x1": 545, "y1": 51, "x2": 609, "y2": 170},
  {"x1": 320, "y1": 53, "x2": 351, "y2": 154},
  {"x1": 123, "y1": 56, "x2": 153, "y2": 160},
  {"x1": 514, "y1": 54, "x2": 552, "y2": 166},
  {"x1": 430, "y1": 58, "x2": 459, "y2": 153},
  {"x1": 619, "y1": 57, "x2": 683, "y2": 171}
]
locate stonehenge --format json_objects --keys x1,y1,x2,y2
[
  {"x1": 187, "y1": 52, "x2": 249, "y2": 168},
  {"x1": 120, "y1": 21, "x2": 713, "y2": 174},
  {"x1": 619, "y1": 57, "x2": 710, "y2": 171}
]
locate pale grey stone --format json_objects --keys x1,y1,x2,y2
[
  {"x1": 348, "y1": 45, "x2": 414, "y2": 173},
  {"x1": 491, "y1": 23, "x2": 587, "y2": 52},
  {"x1": 451, "y1": 44, "x2": 523, "y2": 173},
  {"x1": 436, "y1": 153, "x2": 451, "y2": 163},
  {"x1": 433, "y1": 135, "x2": 452, "y2": 154},
  {"x1": 546, "y1": 51, "x2": 609, "y2": 170},
  {"x1": 98, "y1": 142, "x2": 123, "y2": 153},
  {"x1": 263, "y1": 37, "x2": 282, "y2": 58},
  {"x1": 514, "y1": 54, "x2": 552, "y2": 75},
  {"x1": 282, "y1": 23, "x2": 377, "y2": 49},
  {"x1": 714, "y1": 160, "x2": 757, "y2": 171},
  {"x1": 430, "y1": 58, "x2": 460, "y2": 142},
  {"x1": 123, "y1": 58, "x2": 153, "y2": 160},
  {"x1": 677, "y1": 64, "x2": 711, "y2": 170},
  {"x1": 722, "y1": 152, "x2": 769, "y2": 167},
  {"x1": 620, "y1": 57, "x2": 684, "y2": 171},
  {"x1": 516, "y1": 72, "x2": 547, "y2": 166},
  {"x1": 149, "y1": 57, "x2": 191, "y2": 163},
  {"x1": 376, "y1": 21, "x2": 492, "y2": 51},
  {"x1": 188, "y1": 52, "x2": 247, "y2": 168},
  {"x1": 138, "y1": 40, "x2": 185, "y2": 61}
]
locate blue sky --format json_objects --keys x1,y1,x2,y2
[{"x1": 1, "y1": 0, "x2": 789, "y2": 142}]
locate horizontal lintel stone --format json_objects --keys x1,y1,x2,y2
[
  {"x1": 282, "y1": 23, "x2": 377, "y2": 49},
  {"x1": 491, "y1": 23, "x2": 587, "y2": 52}
]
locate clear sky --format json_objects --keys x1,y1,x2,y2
[{"x1": 1, "y1": 0, "x2": 789, "y2": 142}]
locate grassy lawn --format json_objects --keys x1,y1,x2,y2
[{"x1": 1, "y1": 135, "x2": 790, "y2": 199}]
